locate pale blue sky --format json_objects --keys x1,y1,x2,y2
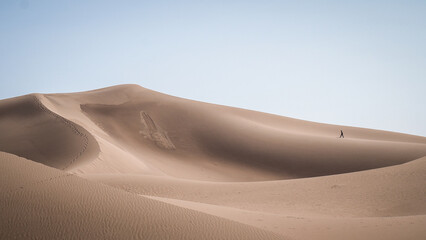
[{"x1": 1, "y1": 0, "x2": 425, "y2": 136}]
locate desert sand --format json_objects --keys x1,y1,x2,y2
[{"x1": 1, "y1": 84, "x2": 425, "y2": 239}]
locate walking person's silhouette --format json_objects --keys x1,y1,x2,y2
[{"x1": 339, "y1": 130, "x2": 344, "y2": 138}]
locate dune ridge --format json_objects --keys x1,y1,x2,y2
[
  {"x1": 0, "y1": 94, "x2": 99, "y2": 170},
  {"x1": 1, "y1": 84, "x2": 425, "y2": 239}
]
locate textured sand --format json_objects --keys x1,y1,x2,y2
[
  {"x1": 1, "y1": 84, "x2": 425, "y2": 239},
  {"x1": 0, "y1": 152, "x2": 283, "y2": 239}
]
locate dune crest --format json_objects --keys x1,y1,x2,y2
[{"x1": 0, "y1": 94, "x2": 99, "y2": 170}]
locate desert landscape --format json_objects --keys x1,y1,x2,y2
[{"x1": 0, "y1": 84, "x2": 425, "y2": 239}]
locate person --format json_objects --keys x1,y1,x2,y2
[{"x1": 339, "y1": 130, "x2": 344, "y2": 138}]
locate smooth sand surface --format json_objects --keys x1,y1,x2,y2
[{"x1": 1, "y1": 84, "x2": 425, "y2": 239}]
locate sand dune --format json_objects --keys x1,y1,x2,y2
[
  {"x1": 0, "y1": 151, "x2": 283, "y2": 239},
  {"x1": 90, "y1": 156, "x2": 426, "y2": 217},
  {"x1": 1, "y1": 84, "x2": 425, "y2": 239}
]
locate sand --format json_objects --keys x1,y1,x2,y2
[{"x1": 0, "y1": 84, "x2": 425, "y2": 239}]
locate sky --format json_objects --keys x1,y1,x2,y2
[{"x1": 1, "y1": 0, "x2": 425, "y2": 136}]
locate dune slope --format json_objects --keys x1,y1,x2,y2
[
  {"x1": 0, "y1": 94, "x2": 99, "y2": 170},
  {"x1": 5, "y1": 84, "x2": 422, "y2": 181},
  {"x1": 0, "y1": 152, "x2": 284, "y2": 240},
  {"x1": 90, "y1": 156, "x2": 426, "y2": 239}
]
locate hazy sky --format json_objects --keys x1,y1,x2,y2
[{"x1": 1, "y1": 0, "x2": 425, "y2": 136}]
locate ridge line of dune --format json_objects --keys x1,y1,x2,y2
[
  {"x1": 139, "y1": 194, "x2": 291, "y2": 238},
  {"x1": 3, "y1": 172, "x2": 74, "y2": 196},
  {"x1": 32, "y1": 95, "x2": 91, "y2": 170}
]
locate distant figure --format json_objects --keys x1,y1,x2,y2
[{"x1": 339, "y1": 130, "x2": 344, "y2": 138}]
